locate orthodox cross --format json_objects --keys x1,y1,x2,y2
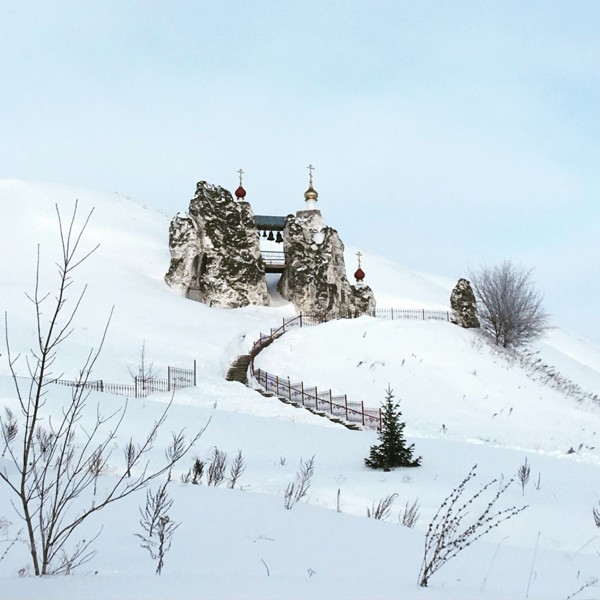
[
  {"x1": 307, "y1": 163, "x2": 315, "y2": 186},
  {"x1": 356, "y1": 251, "x2": 363, "y2": 268},
  {"x1": 238, "y1": 168, "x2": 244, "y2": 186}
]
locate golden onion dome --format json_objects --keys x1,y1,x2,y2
[{"x1": 304, "y1": 185, "x2": 319, "y2": 201}]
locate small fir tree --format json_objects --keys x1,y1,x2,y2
[{"x1": 365, "y1": 386, "x2": 421, "y2": 470}]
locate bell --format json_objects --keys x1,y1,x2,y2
[
  {"x1": 275, "y1": 231, "x2": 283, "y2": 243},
  {"x1": 262, "y1": 230, "x2": 267, "y2": 238},
  {"x1": 267, "y1": 231, "x2": 275, "y2": 241}
]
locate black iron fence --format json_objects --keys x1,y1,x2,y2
[{"x1": 46, "y1": 361, "x2": 196, "y2": 399}]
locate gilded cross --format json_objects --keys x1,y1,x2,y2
[
  {"x1": 238, "y1": 168, "x2": 244, "y2": 186},
  {"x1": 356, "y1": 251, "x2": 363, "y2": 267},
  {"x1": 307, "y1": 163, "x2": 315, "y2": 186}
]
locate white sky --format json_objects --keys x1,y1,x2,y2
[{"x1": 1, "y1": 1, "x2": 599, "y2": 344}]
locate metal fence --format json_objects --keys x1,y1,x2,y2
[
  {"x1": 46, "y1": 361, "x2": 196, "y2": 399},
  {"x1": 254, "y1": 368, "x2": 381, "y2": 430},
  {"x1": 374, "y1": 308, "x2": 451, "y2": 321},
  {"x1": 248, "y1": 308, "x2": 453, "y2": 429},
  {"x1": 249, "y1": 314, "x2": 381, "y2": 430}
]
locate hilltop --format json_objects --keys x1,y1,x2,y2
[{"x1": 0, "y1": 180, "x2": 599, "y2": 600}]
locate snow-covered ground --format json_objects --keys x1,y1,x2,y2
[{"x1": 0, "y1": 180, "x2": 599, "y2": 599}]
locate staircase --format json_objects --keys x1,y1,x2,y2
[{"x1": 225, "y1": 354, "x2": 253, "y2": 385}]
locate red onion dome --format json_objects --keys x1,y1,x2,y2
[
  {"x1": 235, "y1": 185, "x2": 247, "y2": 199},
  {"x1": 354, "y1": 267, "x2": 365, "y2": 282}
]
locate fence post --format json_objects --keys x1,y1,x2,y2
[
  {"x1": 422, "y1": 308, "x2": 425, "y2": 320},
  {"x1": 301, "y1": 381, "x2": 305, "y2": 406},
  {"x1": 300, "y1": 313, "x2": 303, "y2": 328},
  {"x1": 276, "y1": 375, "x2": 279, "y2": 397},
  {"x1": 100, "y1": 380, "x2": 104, "y2": 392},
  {"x1": 167, "y1": 366, "x2": 171, "y2": 392},
  {"x1": 315, "y1": 387, "x2": 318, "y2": 410},
  {"x1": 361, "y1": 401, "x2": 365, "y2": 427},
  {"x1": 282, "y1": 317, "x2": 286, "y2": 333},
  {"x1": 134, "y1": 376, "x2": 138, "y2": 399},
  {"x1": 344, "y1": 395, "x2": 348, "y2": 421},
  {"x1": 391, "y1": 309, "x2": 394, "y2": 320}
]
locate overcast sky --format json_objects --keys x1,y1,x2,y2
[{"x1": 2, "y1": 1, "x2": 599, "y2": 344}]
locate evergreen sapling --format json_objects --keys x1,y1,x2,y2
[{"x1": 365, "y1": 386, "x2": 421, "y2": 470}]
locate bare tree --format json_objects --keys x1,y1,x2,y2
[
  {"x1": 128, "y1": 341, "x2": 157, "y2": 394},
  {"x1": 469, "y1": 260, "x2": 549, "y2": 348},
  {"x1": 0, "y1": 202, "x2": 205, "y2": 575}
]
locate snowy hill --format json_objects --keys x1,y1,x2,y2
[{"x1": 1, "y1": 180, "x2": 599, "y2": 599}]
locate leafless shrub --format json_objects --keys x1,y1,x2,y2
[
  {"x1": 227, "y1": 450, "x2": 246, "y2": 489},
  {"x1": 418, "y1": 464, "x2": 527, "y2": 587},
  {"x1": 367, "y1": 493, "x2": 398, "y2": 521},
  {"x1": 0, "y1": 523, "x2": 23, "y2": 566},
  {"x1": 517, "y1": 457, "x2": 531, "y2": 496},
  {"x1": 35, "y1": 426, "x2": 54, "y2": 459},
  {"x1": 123, "y1": 438, "x2": 136, "y2": 478},
  {"x1": 593, "y1": 502, "x2": 600, "y2": 528},
  {"x1": 165, "y1": 431, "x2": 186, "y2": 482},
  {"x1": 400, "y1": 498, "x2": 420, "y2": 528},
  {"x1": 566, "y1": 577, "x2": 599, "y2": 600},
  {"x1": 283, "y1": 456, "x2": 315, "y2": 509},
  {"x1": 207, "y1": 447, "x2": 227, "y2": 487},
  {"x1": 136, "y1": 482, "x2": 180, "y2": 575},
  {"x1": 192, "y1": 459, "x2": 204, "y2": 484},
  {"x1": 1, "y1": 408, "x2": 18, "y2": 458},
  {"x1": 0, "y1": 203, "x2": 205, "y2": 576},
  {"x1": 88, "y1": 446, "x2": 106, "y2": 496},
  {"x1": 181, "y1": 458, "x2": 205, "y2": 485},
  {"x1": 470, "y1": 260, "x2": 549, "y2": 348}
]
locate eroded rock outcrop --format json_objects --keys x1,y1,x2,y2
[
  {"x1": 278, "y1": 210, "x2": 375, "y2": 317},
  {"x1": 450, "y1": 278, "x2": 480, "y2": 328},
  {"x1": 165, "y1": 181, "x2": 269, "y2": 308}
]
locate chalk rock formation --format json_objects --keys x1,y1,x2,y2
[
  {"x1": 165, "y1": 181, "x2": 269, "y2": 308},
  {"x1": 450, "y1": 278, "x2": 480, "y2": 328},
  {"x1": 278, "y1": 210, "x2": 375, "y2": 317},
  {"x1": 351, "y1": 283, "x2": 376, "y2": 316}
]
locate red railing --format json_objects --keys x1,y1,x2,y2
[
  {"x1": 249, "y1": 314, "x2": 381, "y2": 430},
  {"x1": 253, "y1": 368, "x2": 381, "y2": 429}
]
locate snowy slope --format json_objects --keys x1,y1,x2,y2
[{"x1": 1, "y1": 180, "x2": 599, "y2": 600}]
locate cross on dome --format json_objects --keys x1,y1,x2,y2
[
  {"x1": 304, "y1": 163, "x2": 318, "y2": 207},
  {"x1": 307, "y1": 163, "x2": 315, "y2": 186},
  {"x1": 235, "y1": 168, "x2": 247, "y2": 200}
]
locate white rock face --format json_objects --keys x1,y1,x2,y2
[
  {"x1": 278, "y1": 210, "x2": 375, "y2": 317},
  {"x1": 165, "y1": 181, "x2": 269, "y2": 308}
]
